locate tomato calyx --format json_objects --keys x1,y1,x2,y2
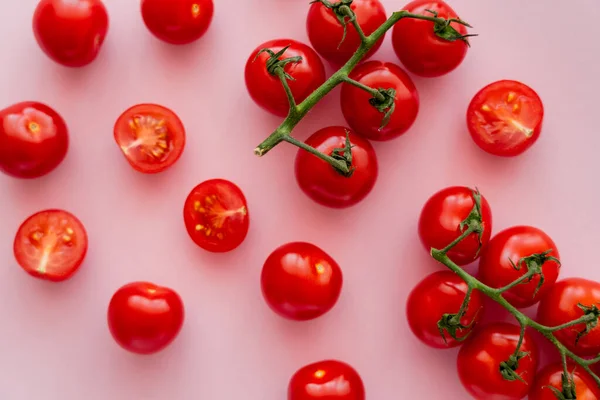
[
  {"x1": 254, "y1": 46, "x2": 302, "y2": 81},
  {"x1": 458, "y1": 188, "x2": 485, "y2": 254},
  {"x1": 437, "y1": 286, "x2": 478, "y2": 344},
  {"x1": 424, "y1": 9, "x2": 477, "y2": 46},
  {"x1": 310, "y1": 0, "x2": 357, "y2": 47},
  {"x1": 508, "y1": 250, "x2": 561, "y2": 297},
  {"x1": 330, "y1": 130, "x2": 356, "y2": 177},
  {"x1": 544, "y1": 371, "x2": 578, "y2": 400},
  {"x1": 575, "y1": 304, "x2": 600, "y2": 345},
  {"x1": 499, "y1": 349, "x2": 531, "y2": 383},
  {"x1": 368, "y1": 88, "x2": 397, "y2": 129}
]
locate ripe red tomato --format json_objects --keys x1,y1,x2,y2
[
  {"x1": 457, "y1": 323, "x2": 538, "y2": 399},
  {"x1": 32, "y1": 0, "x2": 109, "y2": 67},
  {"x1": 340, "y1": 61, "x2": 419, "y2": 141},
  {"x1": 418, "y1": 186, "x2": 492, "y2": 266},
  {"x1": 537, "y1": 278, "x2": 600, "y2": 357},
  {"x1": 141, "y1": 0, "x2": 214, "y2": 45},
  {"x1": 261, "y1": 242, "x2": 343, "y2": 321},
  {"x1": 295, "y1": 126, "x2": 378, "y2": 208},
  {"x1": 288, "y1": 360, "x2": 365, "y2": 400},
  {"x1": 306, "y1": 0, "x2": 387, "y2": 66},
  {"x1": 467, "y1": 80, "x2": 544, "y2": 157},
  {"x1": 114, "y1": 104, "x2": 186, "y2": 174},
  {"x1": 392, "y1": 0, "x2": 469, "y2": 77},
  {"x1": 0, "y1": 102, "x2": 68, "y2": 179},
  {"x1": 406, "y1": 271, "x2": 484, "y2": 348},
  {"x1": 183, "y1": 179, "x2": 249, "y2": 253},
  {"x1": 479, "y1": 226, "x2": 560, "y2": 308},
  {"x1": 245, "y1": 39, "x2": 326, "y2": 117},
  {"x1": 13, "y1": 209, "x2": 87, "y2": 282},
  {"x1": 530, "y1": 362, "x2": 600, "y2": 400},
  {"x1": 107, "y1": 282, "x2": 184, "y2": 355}
]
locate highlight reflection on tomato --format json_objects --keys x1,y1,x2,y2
[{"x1": 288, "y1": 360, "x2": 365, "y2": 400}]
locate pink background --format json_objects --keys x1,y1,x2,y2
[{"x1": 1, "y1": 0, "x2": 599, "y2": 399}]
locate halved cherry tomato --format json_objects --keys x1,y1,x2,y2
[
  {"x1": 261, "y1": 242, "x2": 342, "y2": 321},
  {"x1": 13, "y1": 209, "x2": 87, "y2": 282},
  {"x1": 107, "y1": 282, "x2": 184, "y2": 355},
  {"x1": 295, "y1": 126, "x2": 378, "y2": 208},
  {"x1": 530, "y1": 362, "x2": 600, "y2": 400},
  {"x1": 288, "y1": 360, "x2": 365, "y2": 400},
  {"x1": 114, "y1": 104, "x2": 185, "y2": 174},
  {"x1": 183, "y1": 179, "x2": 249, "y2": 253},
  {"x1": 467, "y1": 80, "x2": 544, "y2": 157},
  {"x1": 141, "y1": 0, "x2": 214, "y2": 45},
  {"x1": 0, "y1": 101, "x2": 68, "y2": 179}
]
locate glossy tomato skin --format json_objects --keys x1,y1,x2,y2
[
  {"x1": 183, "y1": 179, "x2": 249, "y2": 253},
  {"x1": 245, "y1": 39, "x2": 326, "y2": 117},
  {"x1": 107, "y1": 282, "x2": 184, "y2": 355},
  {"x1": 114, "y1": 104, "x2": 186, "y2": 174},
  {"x1": 340, "y1": 61, "x2": 419, "y2": 141},
  {"x1": 418, "y1": 186, "x2": 492, "y2": 266},
  {"x1": 407, "y1": 271, "x2": 484, "y2": 348},
  {"x1": 537, "y1": 278, "x2": 600, "y2": 357},
  {"x1": 479, "y1": 226, "x2": 560, "y2": 308},
  {"x1": 33, "y1": 0, "x2": 109, "y2": 67},
  {"x1": 306, "y1": 0, "x2": 387, "y2": 66},
  {"x1": 288, "y1": 360, "x2": 365, "y2": 400},
  {"x1": 14, "y1": 209, "x2": 87, "y2": 282},
  {"x1": 392, "y1": 0, "x2": 468, "y2": 77},
  {"x1": 141, "y1": 0, "x2": 214, "y2": 45},
  {"x1": 261, "y1": 242, "x2": 343, "y2": 321},
  {"x1": 467, "y1": 80, "x2": 544, "y2": 157},
  {"x1": 530, "y1": 362, "x2": 600, "y2": 400},
  {"x1": 295, "y1": 126, "x2": 378, "y2": 208},
  {"x1": 457, "y1": 323, "x2": 538, "y2": 400}
]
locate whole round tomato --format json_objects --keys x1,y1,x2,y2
[
  {"x1": 306, "y1": 0, "x2": 387, "y2": 66},
  {"x1": 141, "y1": 0, "x2": 214, "y2": 45},
  {"x1": 288, "y1": 360, "x2": 365, "y2": 400},
  {"x1": 295, "y1": 126, "x2": 378, "y2": 208},
  {"x1": 0, "y1": 102, "x2": 69, "y2": 179},
  {"x1": 261, "y1": 242, "x2": 343, "y2": 321},
  {"x1": 479, "y1": 226, "x2": 560, "y2": 308},
  {"x1": 467, "y1": 80, "x2": 544, "y2": 157},
  {"x1": 14, "y1": 209, "x2": 87, "y2": 282},
  {"x1": 457, "y1": 323, "x2": 538, "y2": 399},
  {"x1": 107, "y1": 282, "x2": 184, "y2": 355},
  {"x1": 32, "y1": 0, "x2": 109, "y2": 67},
  {"x1": 114, "y1": 104, "x2": 186, "y2": 174},
  {"x1": 183, "y1": 179, "x2": 249, "y2": 253},
  {"x1": 418, "y1": 186, "x2": 492, "y2": 266},
  {"x1": 340, "y1": 61, "x2": 419, "y2": 141},
  {"x1": 392, "y1": 0, "x2": 469, "y2": 77},
  {"x1": 530, "y1": 362, "x2": 600, "y2": 400},
  {"x1": 245, "y1": 39, "x2": 326, "y2": 117},
  {"x1": 537, "y1": 278, "x2": 600, "y2": 357},
  {"x1": 406, "y1": 271, "x2": 484, "y2": 348}
]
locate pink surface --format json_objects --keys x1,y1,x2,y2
[{"x1": 1, "y1": 1, "x2": 599, "y2": 399}]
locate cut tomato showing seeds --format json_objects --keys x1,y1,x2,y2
[
  {"x1": 114, "y1": 104, "x2": 185, "y2": 173},
  {"x1": 14, "y1": 209, "x2": 87, "y2": 282}
]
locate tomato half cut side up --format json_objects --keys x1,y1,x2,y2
[
  {"x1": 13, "y1": 209, "x2": 88, "y2": 282},
  {"x1": 467, "y1": 80, "x2": 544, "y2": 157},
  {"x1": 114, "y1": 104, "x2": 185, "y2": 173}
]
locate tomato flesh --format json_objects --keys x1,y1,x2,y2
[
  {"x1": 141, "y1": 0, "x2": 214, "y2": 45},
  {"x1": 530, "y1": 362, "x2": 600, "y2": 400},
  {"x1": 288, "y1": 360, "x2": 365, "y2": 400},
  {"x1": 14, "y1": 209, "x2": 87, "y2": 282}
]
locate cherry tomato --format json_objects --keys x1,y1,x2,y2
[
  {"x1": 467, "y1": 80, "x2": 544, "y2": 157},
  {"x1": 141, "y1": 0, "x2": 214, "y2": 45},
  {"x1": 537, "y1": 278, "x2": 600, "y2": 357},
  {"x1": 295, "y1": 126, "x2": 378, "y2": 208},
  {"x1": 245, "y1": 39, "x2": 326, "y2": 117},
  {"x1": 340, "y1": 61, "x2": 419, "y2": 141},
  {"x1": 261, "y1": 242, "x2": 343, "y2": 321},
  {"x1": 392, "y1": 0, "x2": 469, "y2": 77},
  {"x1": 418, "y1": 186, "x2": 492, "y2": 266},
  {"x1": 183, "y1": 179, "x2": 249, "y2": 253},
  {"x1": 530, "y1": 362, "x2": 600, "y2": 400},
  {"x1": 107, "y1": 282, "x2": 184, "y2": 355},
  {"x1": 32, "y1": 0, "x2": 109, "y2": 67},
  {"x1": 114, "y1": 104, "x2": 185, "y2": 174},
  {"x1": 288, "y1": 360, "x2": 365, "y2": 400},
  {"x1": 479, "y1": 226, "x2": 560, "y2": 308},
  {"x1": 406, "y1": 271, "x2": 484, "y2": 348},
  {"x1": 457, "y1": 323, "x2": 538, "y2": 400},
  {"x1": 13, "y1": 209, "x2": 87, "y2": 282},
  {"x1": 0, "y1": 102, "x2": 68, "y2": 179},
  {"x1": 306, "y1": 0, "x2": 387, "y2": 66}
]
